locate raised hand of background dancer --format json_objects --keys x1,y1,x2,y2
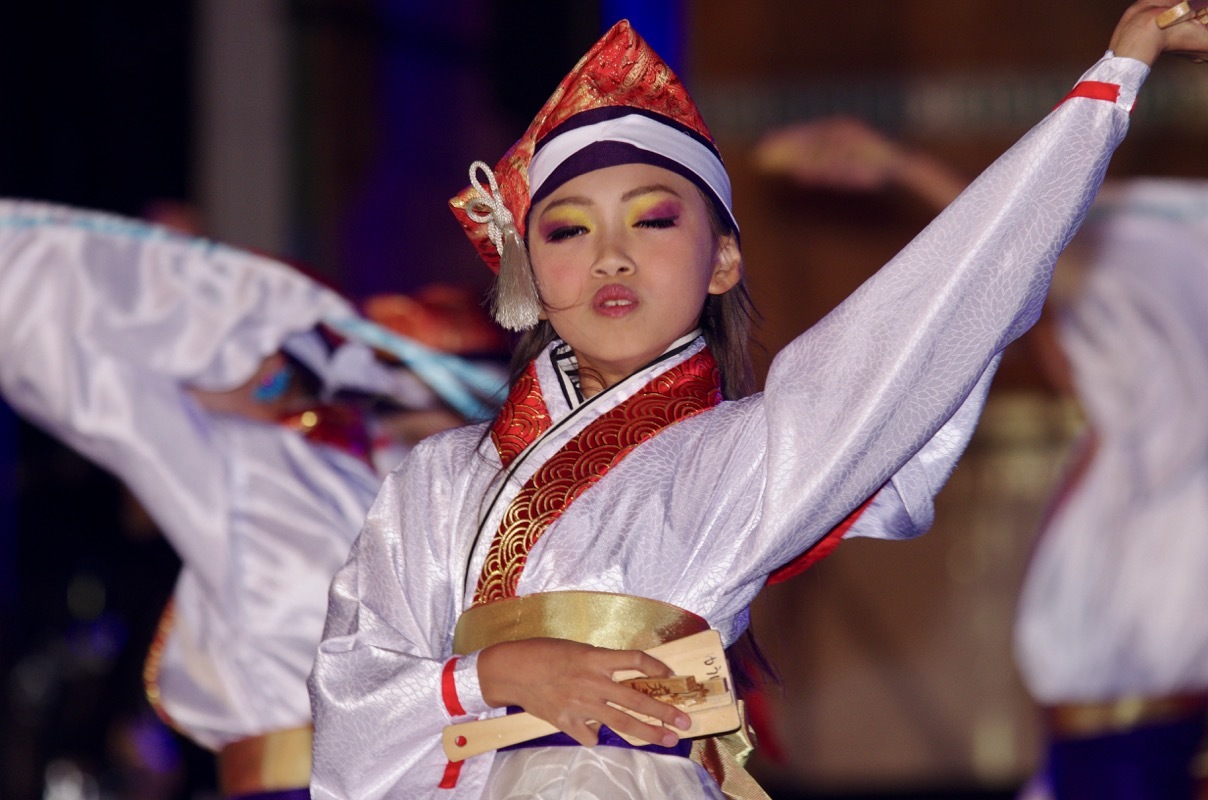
[{"x1": 752, "y1": 116, "x2": 966, "y2": 214}]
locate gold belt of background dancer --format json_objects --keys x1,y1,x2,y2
[
  {"x1": 217, "y1": 725, "x2": 313, "y2": 797},
  {"x1": 1044, "y1": 692, "x2": 1208, "y2": 738}
]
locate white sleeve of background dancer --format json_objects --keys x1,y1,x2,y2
[{"x1": 0, "y1": 200, "x2": 354, "y2": 589}]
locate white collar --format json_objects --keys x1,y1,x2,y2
[{"x1": 548, "y1": 330, "x2": 703, "y2": 411}]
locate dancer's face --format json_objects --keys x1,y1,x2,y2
[{"x1": 528, "y1": 163, "x2": 741, "y2": 395}]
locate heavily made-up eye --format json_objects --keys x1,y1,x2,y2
[
  {"x1": 630, "y1": 196, "x2": 681, "y2": 230},
  {"x1": 543, "y1": 223, "x2": 590, "y2": 243},
  {"x1": 537, "y1": 208, "x2": 592, "y2": 243}
]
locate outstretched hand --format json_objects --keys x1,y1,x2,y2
[
  {"x1": 477, "y1": 638, "x2": 692, "y2": 747},
  {"x1": 753, "y1": 116, "x2": 906, "y2": 193},
  {"x1": 753, "y1": 116, "x2": 968, "y2": 213},
  {"x1": 1111, "y1": 0, "x2": 1208, "y2": 65}
]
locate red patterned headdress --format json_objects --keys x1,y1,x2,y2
[{"x1": 449, "y1": 19, "x2": 735, "y2": 331}]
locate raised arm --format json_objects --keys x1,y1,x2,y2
[
  {"x1": 737, "y1": 62, "x2": 1136, "y2": 579},
  {"x1": 0, "y1": 200, "x2": 353, "y2": 585},
  {"x1": 750, "y1": 3, "x2": 1208, "y2": 563}
]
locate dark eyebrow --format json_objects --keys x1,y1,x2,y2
[
  {"x1": 621, "y1": 183, "x2": 682, "y2": 202},
  {"x1": 539, "y1": 196, "x2": 593, "y2": 213}
]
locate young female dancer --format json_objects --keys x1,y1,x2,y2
[{"x1": 308, "y1": 5, "x2": 1208, "y2": 798}]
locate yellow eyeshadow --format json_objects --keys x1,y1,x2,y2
[
  {"x1": 539, "y1": 208, "x2": 593, "y2": 234},
  {"x1": 626, "y1": 194, "x2": 677, "y2": 225}
]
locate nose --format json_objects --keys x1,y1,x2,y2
[{"x1": 590, "y1": 234, "x2": 636, "y2": 278}]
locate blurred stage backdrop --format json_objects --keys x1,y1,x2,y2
[{"x1": 1, "y1": 1, "x2": 1206, "y2": 798}]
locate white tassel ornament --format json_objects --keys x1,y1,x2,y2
[{"x1": 465, "y1": 161, "x2": 542, "y2": 331}]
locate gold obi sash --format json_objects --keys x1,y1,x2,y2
[
  {"x1": 454, "y1": 590, "x2": 709, "y2": 655},
  {"x1": 217, "y1": 724, "x2": 313, "y2": 797},
  {"x1": 453, "y1": 591, "x2": 769, "y2": 800}
]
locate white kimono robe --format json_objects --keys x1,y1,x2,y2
[
  {"x1": 1015, "y1": 178, "x2": 1208, "y2": 705},
  {"x1": 309, "y1": 54, "x2": 1147, "y2": 799},
  {"x1": 0, "y1": 204, "x2": 390, "y2": 750}
]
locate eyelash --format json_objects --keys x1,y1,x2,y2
[
  {"x1": 545, "y1": 225, "x2": 588, "y2": 243},
  {"x1": 543, "y1": 213, "x2": 678, "y2": 242}
]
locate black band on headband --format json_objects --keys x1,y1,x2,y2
[{"x1": 528, "y1": 141, "x2": 737, "y2": 238}]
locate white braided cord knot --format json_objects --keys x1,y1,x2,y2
[
  {"x1": 465, "y1": 160, "x2": 518, "y2": 257},
  {"x1": 463, "y1": 160, "x2": 541, "y2": 331}
]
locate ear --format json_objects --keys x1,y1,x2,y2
[{"x1": 707, "y1": 233, "x2": 743, "y2": 295}]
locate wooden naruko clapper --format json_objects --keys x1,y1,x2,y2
[{"x1": 441, "y1": 629, "x2": 740, "y2": 762}]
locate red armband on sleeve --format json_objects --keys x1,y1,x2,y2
[
  {"x1": 441, "y1": 657, "x2": 467, "y2": 717},
  {"x1": 1056, "y1": 80, "x2": 1128, "y2": 111},
  {"x1": 439, "y1": 658, "x2": 467, "y2": 789}
]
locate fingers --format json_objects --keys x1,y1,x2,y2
[
  {"x1": 1111, "y1": 0, "x2": 1208, "y2": 64},
  {"x1": 609, "y1": 686, "x2": 692, "y2": 732},
  {"x1": 552, "y1": 682, "x2": 685, "y2": 747},
  {"x1": 1162, "y1": 15, "x2": 1208, "y2": 60},
  {"x1": 595, "y1": 699, "x2": 685, "y2": 748},
  {"x1": 480, "y1": 640, "x2": 700, "y2": 749},
  {"x1": 551, "y1": 647, "x2": 693, "y2": 747},
  {"x1": 612, "y1": 649, "x2": 675, "y2": 679},
  {"x1": 560, "y1": 718, "x2": 602, "y2": 748},
  {"x1": 553, "y1": 713, "x2": 688, "y2": 749},
  {"x1": 597, "y1": 651, "x2": 694, "y2": 745}
]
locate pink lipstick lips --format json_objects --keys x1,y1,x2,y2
[{"x1": 592, "y1": 284, "x2": 639, "y2": 317}]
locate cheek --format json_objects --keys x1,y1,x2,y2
[
  {"x1": 678, "y1": 242, "x2": 721, "y2": 294},
  {"x1": 530, "y1": 254, "x2": 581, "y2": 302}
]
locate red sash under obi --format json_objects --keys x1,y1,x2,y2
[{"x1": 472, "y1": 348, "x2": 723, "y2": 605}]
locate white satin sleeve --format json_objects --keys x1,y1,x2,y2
[
  {"x1": 309, "y1": 427, "x2": 498, "y2": 800},
  {"x1": 744, "y1": 53, "x2": 1144, "y2": 569},
  {"x1": 0, "y1": 199, "x2": 354, "y2": 591}
]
